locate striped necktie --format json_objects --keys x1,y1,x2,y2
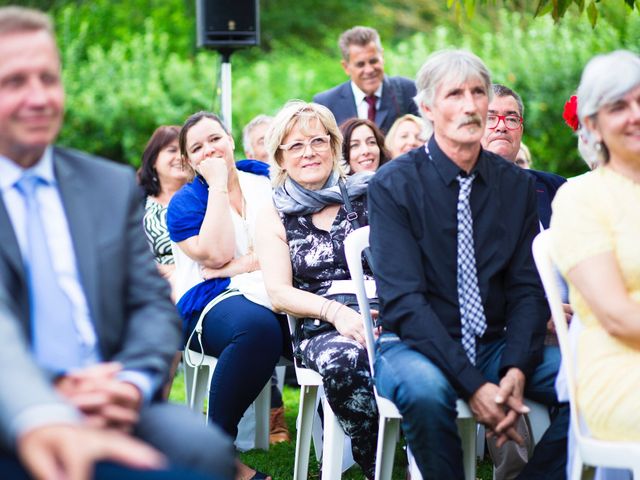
[{"x1": 365, "y1": 95, "x2": 377, "y2": 122}]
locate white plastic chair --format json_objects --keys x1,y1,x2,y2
[
  {"x1": 344, "y1": 226, "x2": 477, "y2": 480},
  {"x1": 532, "y1": 230, "x2": 640, "y2": 479},
  {"x1": 183, "y1": 348, "x2": 271, "y2": 451},
  {"x1": 286, "y1": 315, "x2": 354, "y2": 480}
]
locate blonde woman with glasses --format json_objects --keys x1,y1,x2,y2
[{"x1": 257, "y1": 101, "x2": 379, "y2": 478}]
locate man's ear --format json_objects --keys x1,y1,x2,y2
[
  {"x1": 420, "y1": 102, "x2": 435, "y2": 123},
  {"x1": 341, "y1": 59, "x2": 350, "y2": 77}
]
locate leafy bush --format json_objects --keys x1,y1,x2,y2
[{"x1": 58, "y1": 9, "x2": 215, "y2": 165}]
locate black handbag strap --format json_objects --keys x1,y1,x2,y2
[{"x1": 338, "y1": 179, "x2": 376, "y2": 274}]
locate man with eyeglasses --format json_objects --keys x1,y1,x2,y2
[
  {"x1": 480, "y1": 84, "x2": 569, "y2": 479},
  {"x1": 482, "y1": 84, "x2": 566, "y2": 229}
]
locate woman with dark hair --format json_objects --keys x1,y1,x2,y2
[
  {"x1": 340, "y1": 117, "x2": 390, "y2": 174},
  {"x1": 167, "y1": 111, "x2": 285, "y2": 480},
  {"x1": 137, "y1": 125, "x2": 189, "y2": 295}
]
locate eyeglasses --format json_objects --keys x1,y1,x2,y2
[
  {"x1": 486, "y1": 114, "x2": 523, "y2": 130},
  {"x1": 279, "y1": 135, "x2": 331, "y2": 157}
]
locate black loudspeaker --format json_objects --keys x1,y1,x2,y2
[{"x1": 196, "y1": 0, "x2": 260, "y2": 50}]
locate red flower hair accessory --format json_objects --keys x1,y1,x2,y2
[{"x1": 563, "y1": 95, "x2": 579, "y2": 132}]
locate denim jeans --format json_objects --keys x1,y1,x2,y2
[{"x1": 375, "y1": 333, "x2": 568, "y2": 480}]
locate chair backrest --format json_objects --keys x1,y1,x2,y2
[
  {"x1": 344, "y1": 226, "x2": 377, "y2": 377},
  {"x1": 531, "y1": 230, "x2": 583, "y2": 440}
]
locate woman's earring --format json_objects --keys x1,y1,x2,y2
[{"x1": 595, "y1": 141, "x2": 603, "y2": 153}]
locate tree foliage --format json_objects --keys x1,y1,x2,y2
[{"x1": 450, "y1": 0, "x2": 639, "y2": 26}]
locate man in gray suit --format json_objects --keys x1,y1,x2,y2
[
  {"x1": 312, "y1": 26, "x2": 418, "y2": 134},
  {"x1": 0, "y1": 7, "x2": 235, "y2": 479}
]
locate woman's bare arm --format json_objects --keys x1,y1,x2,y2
[
  {"x1": 177, "y1": 158, "x2": 235, "y2": 268},
  {"x1": 256, "y1": 204, "x2": 366, "y2": 345},
  {"x1": 567, "y1": 251, "x2": 640, "y2": 348}
]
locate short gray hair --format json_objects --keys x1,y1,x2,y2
[
  {"x1": 492, "y1": 84, "x2": 524, "y2": 117},
  {"x1": 414, "y1": 49, "x2": 492, "y2": 130},
  {"x1": 0, "y1": 6, "x2": 53, "y2": 36},
  {"x1": 338, "y1": 26, "x2": 382, "y2": 61},
  {"x1": 242, "y1": 114, "x2": 273, "y2": 155},
  {"x1": 577, "y1": 49, "x2": 640, "y2": 164},
  {"x1": 265, "y1": 101, "x2": 344, "y2": 187}
]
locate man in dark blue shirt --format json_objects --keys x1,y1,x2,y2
[{"x1": 369, "y1": 50, "x2": 567, "y2": 479}]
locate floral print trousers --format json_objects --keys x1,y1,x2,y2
[{"x1": 300, "y1": 330, "x2": 379, "y2": 478}]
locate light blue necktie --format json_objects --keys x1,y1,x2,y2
[
  {"x1": 456, "y1": 173, "x2": 487, "y2": 364},
  {"x1": 15, "y1": 173, "x2": 82, "y2": 372}
]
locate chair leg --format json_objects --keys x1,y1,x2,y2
[
  {"x1": 570, "y1": 451, "x2": 584, "y2": 480},
  {"x1": 526, "y1": 401, "x2": 550, "y2": 446},
  {"x1": 321, "y1": 396, "x2": 345, "y2": 480},
  {"x1": 294, "y1": 385, "x2": 319, "y2": 480},
  {"x1": 457, "y1": 417, "x2": 477, "y2": 480},
  {"x1": 407, "y1": 447, "x2": 423, "y2": 480},
  {"x1": 275, "y1": 365, "x2": 286, "y2": 392},
  {"x1": 476, "y1": 423, "x2": 486, "y2": 459},
  {"x1": 376, "y1": 416, "x2": 400, "y2": 480},
  {"x1": 183, "y1": 360, "x2": 195, "y2": 409},
  {"x1": 203, "y1": 365, "x2": 216, "y2": 424},
  {"x1": 192, "y1": 368, "x2": 208, "y2": 416},
  {"x1": 253, "y1": 380, "x2": 271, "y2": 451}
]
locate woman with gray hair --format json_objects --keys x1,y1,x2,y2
[
  {"x1": 257, "y1": 101, "x2": 379, "y2": 478},
  {"x1": 550, "y1": 49, "x2": 640, "y2": 442}
]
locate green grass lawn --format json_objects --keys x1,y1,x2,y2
[{"x1": 169, "y1": 370, "x2": 493, "y2": 479}]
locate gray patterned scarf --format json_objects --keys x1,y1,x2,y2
[{"x1": 273, "y1": 170, "x2": 373, "y2": 215}]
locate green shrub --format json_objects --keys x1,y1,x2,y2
[{"x1": 59, "y1": 13, "x2": 216, "y2": 165}]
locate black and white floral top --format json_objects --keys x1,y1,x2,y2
[
  {"x1": 143, "y1": 197, "x2": 174, "y2": 265},
  {"x1": 280, "y1": 196, "x2": 371, "y2": 295}
]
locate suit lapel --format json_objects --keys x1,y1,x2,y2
[
  {"x1": 0, "y1": 194, "x2": 30, "y2": 334},
  {"x1": 376, "y1": 77, "x2": 393, "y2": 132},
  {"x1": 0, "y1": 197, "x2": 25, "y2": 280},
  {"x1": 53, "y1": 148, "x2": 100, "y2": 332},
  {"x1": 535, "y1": 180, "x2": 552, "y2": 229},
  {"x1": 340, "y1": 82, "x2": 358, "y2": 121}
]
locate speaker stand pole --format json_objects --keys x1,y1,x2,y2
[{"x1": 219, "y1": 49, "x2": 233, "y2": 131}]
